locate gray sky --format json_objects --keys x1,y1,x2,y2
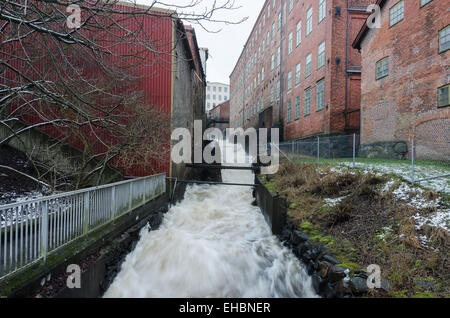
[{"x1": 133, "y1": 0, "x2": 266, "y2": 84}]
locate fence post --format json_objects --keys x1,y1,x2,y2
[
  {"x1": 40, "y1": 201, "x2": 49, "y2": 261},
  {"x1": 111, "y1": 186, "x2": 116, "y2": 221},
  {"x1": 353, "y1": 133, "x2": 356, "y2": 168},
  {"x1": 317, "y1": 136, "x2": 320, "y2": 165},
  {"x1": 83, "y1": 192, "x2": 90, "y2": 234},
  {"x1": 411, "y1": 137, "x2": 415, "y2": 185},
  {"x1": 129, "y1": 182, "x2": 133, "y2": 211},
  {"x1": 143, "y1": 179, "x2": 147, "y2": 204}
]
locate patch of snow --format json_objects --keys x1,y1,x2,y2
[
  {"x1": 412, "y1": 209, "x2": 450, "y2": 233},
  {"x1": 323, "y1": 195, "x2": 348, "y2": 207},
  {"x1": 340, "y1": 162, "x2": 449, "y2": 194},
  {"x1": 391, "y1": 182, "x2": 440, "y2": 210}
]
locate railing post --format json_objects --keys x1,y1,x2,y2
[
  {"x1": 143, "y1": 179, "x2": 147, "y2": 204},
  {"x1": 317, "y1": 136, "x2": 320, "y2": 165},
  {"x1": 129, "y1": 182, "x2": 133, "y2": 211},
  {"x1": 353, "y1": 133, "x2": 356, "y2": 168},
  {"x1": 40, "y1": 201, "x2": 49, "y2": 261},
  {"x1": 111, "y1": 186, "x2": 116, "y2": 221},
  {"x1": 83, "y1": 192, "x2": 90, "y2": 234}
]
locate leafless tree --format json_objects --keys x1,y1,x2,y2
[{"x1": 0, "y1": 0, "x2": 245, "y2": 191}]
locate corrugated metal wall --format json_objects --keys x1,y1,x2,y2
[{"x1": 4, "y1": 3, "x2": 174, "y2": 178}]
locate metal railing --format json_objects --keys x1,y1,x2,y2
[
  {"x1": 0, "y1": 173, "x2": 166, "y2": 280},
  {"x1": 277, "y1": 134, "x2": 449, "y2": 189}
]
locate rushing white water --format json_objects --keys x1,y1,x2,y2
[{"x1": 104, "y1": 141, "x2": 317, "y2": 298}]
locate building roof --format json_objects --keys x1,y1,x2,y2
[{"x1": 352, "y1": 0, "x2": 387, "y2": 50}]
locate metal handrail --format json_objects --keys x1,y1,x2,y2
[{"x1": 0, "y1": 173, "x2": 166, "y2": 280}]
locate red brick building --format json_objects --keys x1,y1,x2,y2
[
  {"x1": 353, "y1": 0, "x2": 449, "y2": 160},
  {"x1": 230, "y1": 0, "x2": 373, "y2": 141},
  {"x1": 208, "y1": 101, "x2": 230, "y2": 132}
]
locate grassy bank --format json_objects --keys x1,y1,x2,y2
[{"x1": 263, "y1": 162, "x2": 449, "y2": 298}]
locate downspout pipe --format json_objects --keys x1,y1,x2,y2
[
  {"x1": 345, "y1": 0, "x2": 350, "y2": 130},
  {"x1": 279, "y1": 0, "x2": 285, "y2": 130}
]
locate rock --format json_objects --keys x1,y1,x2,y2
[
  {"x1": 307, "y1": 260, "x2": 315, "y2": 275},
  {"x1": 350, "y1": 276, "x2": 369, "y2": 295},
  {"x1": 312, "y1": 274, "x2": 322, "y2": 293},
  {"x1": 319, "y1": 261, "x2": 331, "y2": 279},
  {"x1": 322, "y1": 255, "x2": 339, "y2": 265},
  {"x1": 414, "y1": 279, "x2": 435, "y2": 291},
  {"x1": 291, "y1": 230, "x2": 309, "y2": 245},
  {"x1": 328, "y1": 266, "x2": 347, "y2": 283},
  {"x1": 297, "y1": 241, "x2": 312, "y2": 256},
  {"x1": 354, "y1": 270, "x2": 368, "y2": 279},
  {"x1": 324, "y1": 283, "x2": 335, "y2": 298}
]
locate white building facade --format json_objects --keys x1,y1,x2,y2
[{"x1": 206, "y1": 82, "x2": 230, "y2": 112}]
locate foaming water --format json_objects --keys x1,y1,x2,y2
[{"x1": 103, "y1": 141, "x2": 317, "y2": 298}]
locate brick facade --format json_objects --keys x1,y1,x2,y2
[
  {"x1": 209, "y1": 100, "x2": 230, "y2": 132},
  {"x1": 353, "y1": 0, "x2": 450, "y2": 160},
  {"x1": 230, "y1": 0, "x2": 373, "y2": 142}
]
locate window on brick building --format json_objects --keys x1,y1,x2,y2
[
  {"x1": 295, "y1": 96, "x2": 300, "y2": 120},
  {"x1": 289, "y1": 0, "x2": 293, "y2": 13},
  {"x1": 288, "y1": 32, "x2": 293, "y2": 54},
  {"x1": 305, "y1": 53, "x2": 312, "y2": 78},
  {"x1": 273, "y1": 0, "x2": 276, "y2": 9},
  {"x1": 287, "y1": 71, "x2": 292, "y2": 91},
  {"x1": 376, "y1": 57, "x2": 389, "y2": 80},
  {"x1": 295, "y1": 63, "x2": 301, "y2": 85},
  {"x1": 276, "y1": 80, "x2": 280, "y2": 100},
  {"x1": 305, "y1": 88, "x2": 311, "y2": 115},
  {"x1": 271, "y1": 54, "x2": 275, "y2": 70},
  {"x1": 439, "y1": 26, "x2": 450, "y2": 53},
  {"x1": 262, "y1": 67, "x2": 265, "y2": 81},
  {"x1": 306, "y1": 7, "x2": 312, "y2": 35},
  {"x1": 271, "y1": 86, "x2": 274, "y2": 102},
  {"x1": 319, "y1": 0, "x2": 326, "y2": 23},
  {"x1": 296, "y1": 21, "x2": 302, "y2": 46},
  {"x1": 420, "y1": 0, "x2": 432, "y2": 7},
  {"x1": 287, "y1": 101, "x2": 292, "y2": 123},
  {"x1": 272, "y1": 22, "x2": 275, "y2": 39},
  {"x1": 267, "y1": 32, "x2": 270, "y2": 46},
  {"x1": 318, "y1": 41, "x2": 325, "y2": 69},
  {"x1": 278, "y1": 12, "x2": 282, "y2": 30},
  {"x1": 267, "y1": 4, "x2": 271, "y2": 18},
  {"x1": 316, "y1": 79, "x2": 325, "y2": 111},
  {"x1": 389, "y1": 1, "x2": 404, "y2": 27},
  {"x1": 438, "y1": 84, "x2": 450, "y2": 107},
  {"x1": 277, "y1": 46, "x2": 281, "y2": 66}
]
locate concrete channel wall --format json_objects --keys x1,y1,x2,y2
[{"x1": 0, "y1": 121, "x2": 123, "y2": 186}]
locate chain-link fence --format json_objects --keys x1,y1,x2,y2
[{"x1": 273, "y1": 134, "x2": 450, "y2": 193}]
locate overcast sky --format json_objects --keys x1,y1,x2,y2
[{"x1": 133, "y1": 0, "x2": 266, "y2": 84}]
